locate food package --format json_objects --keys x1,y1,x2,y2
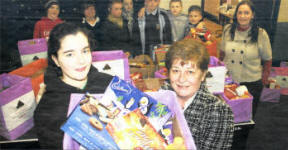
[
  {"x1": 61, "y1": 94, "x2": 120, "y2": 150},
  {"x1": 0, "y1": 74, "x2": 36, "y2": 140},
  {"x1": 154, "y1": 45, "x2": 170, "y2": 68},
  {"x1": 62, "y1": 90, "x2": 197, "y2": 150},
  {"x1": 106, "y1": 109, "x2": 167, "y2": 149}
]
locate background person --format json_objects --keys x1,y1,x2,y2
[
  {"x1": 100, "y1": 0, "x2": 135, "y2": 56},
  {"x1": 34, "y1": 22, "x2": 113, "y2": 149},
  {"x1": 163, "y1": 39, "x2": 234, "y2": 150},
  {"x1": 80, "y1": 0, "x2": 102, "y2": 50},
  {"x1": 166, "y1": 0, "x2": 188, "y2": 42},
  {"x1": 33, "y1": 0, "x2": 63, "y2": 40},
  {"x1": 184, "y1": 5, "x2": 206, "y2": 37},
  {"x1": 133, "y1": 0, "x2": 172, "y2": 55},
  {"x1": 220, "y1": 0, "x2": 272, "y2": 117},
  {"x1": 220, "y1": 1, "x2": 272, "y2": 149}
]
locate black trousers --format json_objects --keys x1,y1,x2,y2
[
  {"x1": 232, "y1": 80, "x2": 263, "y2": 150},
  {"x1": 240, "y1": 79, "x2": 263, "y2": 118}
]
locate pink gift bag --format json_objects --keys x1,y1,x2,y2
[
  {"x1": 92, "y1": 50, "x2": 130, "y2": 80},
  {"x1": 0, "y1": 74, "x2": 36, "y2": 140},
  {"x1": 17, "y1": 38, "x2": 48, "y2": 66}
]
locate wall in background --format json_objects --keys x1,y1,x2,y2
[
  {"x1": 272, "y1": 0, "x2": 288, "y2": 62},
  {"x1": 277, "y1": 0, "x2": 288, "y2": 22}
]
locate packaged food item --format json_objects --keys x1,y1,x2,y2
[
  {"x1": 101, "y1": 76, "x2": 172, "y2": 132},
  {"x1": 106, "y1": 109, "x2": 167, "y2": 149}
]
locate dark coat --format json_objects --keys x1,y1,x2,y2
[
  {"x1": 80, "y1": 18, "x2": 102, "y2": 50},
  {"x1": 34, "y1": 66, "x2": 113, "y2": 149},
  {"x1": 100, "y1": 18, "x2": 138, "y2": 56}
]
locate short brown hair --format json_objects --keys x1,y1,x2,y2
[
  {"x1": 165, "y1": 39, "x2": 210, "y2": 72},
  {"x1": 169, "y1": 0, "x2": 182, "y2": 6},
  {"x1": 108, "y1": 0, "x2": 122, "y2": 9}
]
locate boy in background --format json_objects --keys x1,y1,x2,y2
[
  {"x1": 133, "y1": 0, "x2": 172, "y2": 55},
  {"x1": 184, "y1": 5, "x2": 206, "y2": 37},
  {"x1": 167, "y1": 0, "x2": 188, "y2": 42}
]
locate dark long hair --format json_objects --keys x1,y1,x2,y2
[
  {"x1": 47, "y1": 22, "x2": 94, "y2": 76},
  {"x1": 230, "y1": 0, "x2": 259, "y2": 43}
]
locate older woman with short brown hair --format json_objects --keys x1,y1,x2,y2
[{"x1": 163, "y1": 39, "x2": 234, "y2": 150}]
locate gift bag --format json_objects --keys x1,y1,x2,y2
[
  {"x1": 0, "y1": 74, "x2": 36, "y2": 140},
  {"x1": 18, "y1": 38, "x2": 48, "y2": 66},
  {"x1": 206, "y1": 56, "x2": 227, "y2": 94},
  {"x1": 220, "y1": 83, "x2": 253, "y2": 123},
  {"x1": 260, "y1": 87, "x2": 281, "y2": 103},
  {"x1": 92, "y1": 50, "x2": 130, "y2": 80},
  {"x1": 270, "y1": 67, "x2": 288, "y2": 95},
  {"x1": 9, "y1": 59, "x2": 48, "y2": 103},
  {"x1": 154, "y1": 67, "x2": 168, "y2": 79},
  {"x1": 280, "y1": 61, "x2": 288, "y2": 68}
]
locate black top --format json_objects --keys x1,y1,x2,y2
[
  {"x1": 34, "y1": 66, "x2": 113, "y2": 149},
  {"x1": 100, "y1": 18, "x2": 137, "y2": 56},
  {"x1": 80, "y1": 18, "x2": 102, "y2": 50}
]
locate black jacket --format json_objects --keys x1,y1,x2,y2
[
  {"x1": 100, "y1": 18, "x2": 137, "y2": 56},
  {"x1": 34, "y1": 66, "x2": 113, "y2": 149},
  {"x1": 80, "y1": 18, "x2": 102, "y2": 50}
]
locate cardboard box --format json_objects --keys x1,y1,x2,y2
[{"x1": 129, "y1": 55, "x2": 155, "y2": 78}]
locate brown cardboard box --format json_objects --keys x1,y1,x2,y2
[
  {"x1": 129, "y1": 55, "x2": 156, "y2": 78},
  {"x1": 134, "y1": 78, "x2": 165, "y2": 92}
]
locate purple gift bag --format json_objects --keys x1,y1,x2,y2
[
  {"x1": 154, "y1": 68, "x2": 167, "y2": 79},
  {"x1": 220, "y1": 92, "x2": 253, "y2": 123},
  {"x1": 260, "y1": 87, "x2": 281, "y2": 103},
  {"x1": 270, "y1": 67, "x2": 288, "y2": 95},
  {"x1": 63, "y1": 90, "x2": 197, "y2": 150},
  {"x1": 17, "y1": 38, "x2": 48, "y2": 66},
  {"x1": 91, "y1": 50, "x2": 130, "y2": 80},
  {"x1": 0, "y1": 74, "x2": 36, "y2": 140},
  {"x1": 280, "y1": 61, "x2": 288, "y2": 68}
]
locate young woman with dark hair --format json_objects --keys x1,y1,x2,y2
[{"x1": 34, "y1": 22, "x2": 113, "y2": 149}]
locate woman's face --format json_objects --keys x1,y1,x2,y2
[
  {"x1": 123, "y1": 0, "x2": 133, "y2": 12},
  {"x1": 236, "y1": 4, "x2": 254, "y2": 28},
  {"x1": 110, "y1": 2, "x2": 123, "y2": 18},
  {"x1": 170, "y1": 2, "x2": 182, "y2": 16},
  {"x1": 47, "y1": 4, "x2": 60, "y2": 20},
  {"x1": 188, "y1": 11, "x2": 202, "y2": 25},
  {"x1": 52, "y1": 32, "x2": 92, "y2": 86},
  {"x1": 169, "y1": 59, "x2": 206, "y2": 101},
  {"x1": 84, "y1": 6, "x2": 96, "y2": 19}
]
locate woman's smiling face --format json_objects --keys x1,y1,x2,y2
[
  {"x1": 52, "y1": 32, "x2": 92, "y2": 86},
  {"x1": 236, "y1": 4, "x2": 254, "y2": 28},
  {"x1": 169, "y1": 58, "x2": 206, "y2": 101}
]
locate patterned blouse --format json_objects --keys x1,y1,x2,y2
[{"x1": 162, "y1": 81, "x2": 234, "y2": 150}]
